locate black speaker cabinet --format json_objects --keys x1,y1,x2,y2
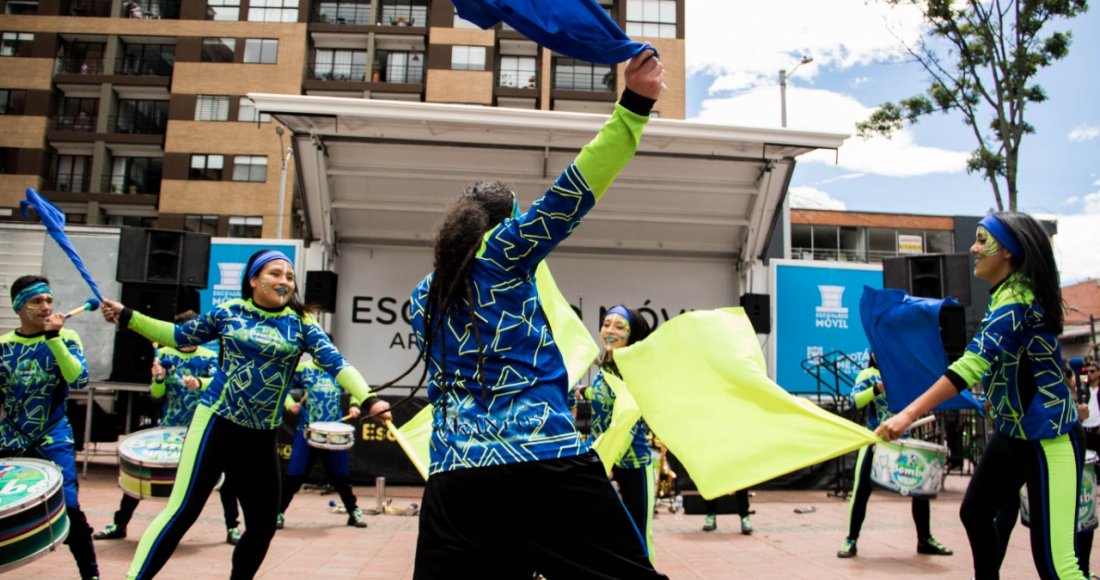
[
  {"x1": 116, "y1": 228, "x2": 211, "y2": 287},
  {"x1": 740, "y1": 293, "x2": 771, "y2": 334},
  {"x1": 305, "y1": 270, "x2": 338, "y2": 313},
  {"x1": 883, "y1": 253, "x2": 971, "y2": 306},
  {"x1": 110, "y1": 284, "x2": 200, "y2": 383}
]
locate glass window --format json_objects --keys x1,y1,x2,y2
[
  {"x1": 451, "y1": 46, "x2": 486, "y2": 71},
  {"x1": 232, "y1": 155, "x2": 267, "y2": 182},
  {"x1": 383, "y1": 51, "x2": 422, "y2": 83},
  {"x1": 201, "y1": 38, "x2": 236, "y2": 62},
  {"x1": 4, "y1": 1, "x2": 39, "y2": 16},
  {"x1": 0, "y1": 32, "x2": 33, "y2": 57},
  {"x1": 54, "y1": 155, "x2": 90, "y2": 192},
  {"x1": 109, "y1": 157, "x2": 162, "y2": 194},
  {"x1": 553, "y1": 58, "x2": 614, "y2": 92},
  {"x1": 228, "y1": 216, "x2": 262, "y2": 238},
  {"x1": 926, "y1": 230, "x2": 954, "y2": 254},
  {"x1": 316, "y1": 1, "x2": 371, "y2": 25},
  {"x1": 248, "y1": 0, "x2": 298, "y2": 22},
  {"x1": 379, "y1": 0, "x2": 426, "y2": 26},
  {"x1": 0, "y1": 89, "x2": 26, "y2": 114},
  {"x1": 499, "y1": 55, "x2": 536, "y2": 88},
  {"x1": 189, "y1": 154, "x2": 224, "y2": 180},
  {"x1": 119, "y1": 42, "x2": 174, "y2": 76},
  {"x1": 813, "y1": 225, "x2": 838, "y2": 260},
  {"x1": 207, "y1": 0, "x2": 240, "y2": 21},
  {"x1": 839, "y1": 226, "x2": 864, "y2": 262},
  {"x1": 115, "y1": 99, "x2": 169, "y2": 134},
  {"x1": 195, "y1": 95, "x2": 230, "y2": 121},
  {"x1": 791, "y1": 224, "x2": 813, "y2": 260},
  {"x1": 184, "y1": 215, "x2": 219, "y2": 235},
  {"x1": 243, "y1": 39, "x2": 278, "y2": 64},
  {"x1": 896, "y1": 229, "x2": 925, "y2": 255},
  {"x1": 313, "y1": 49, "x2": 367, "y2": 81},
  {"x1": 868, "y1": 227, "x2": 895, "y2": 261},
  {"x1": 625, "y1": 0, "x2": 676, "y2": 39},
  {"x1": 238, "y1": 97, "x2": 271, "y2": 123}
]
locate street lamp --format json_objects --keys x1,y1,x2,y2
[
  {"x1": 274, "y1": 126, "x2": 294, "y2": 239},
  {"x1": 779, "y1": 55, "x2": 813, "y2": 259}
]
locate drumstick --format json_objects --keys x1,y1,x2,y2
[
  {"x1": 907, "y1": 415, "x2": 936, "y2": 430},
  {"x1": 340, "y1": 413, "x2": 354, "y2": 422},
  {"x1": 386, "y1": 419, "x2": 429, "y2": 481}
]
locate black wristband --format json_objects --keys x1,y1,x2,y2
[
  {"x1": 944, "y1": 369, "x2": 969, "y2": 393},
  {"x1": 618, "y1": 88, "x2": 655, "y2": 117},
  {"x1": 361, "y1": 396, "x2": 380, "y2": 414},
  {"x1": 119, "y1": 307, "x2": 134, "y2": 329},
  {"x1": 44, "y1": 329, "x2": 61, "y2": 340}
]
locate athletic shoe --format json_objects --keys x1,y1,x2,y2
[
  {"x1": 93, "y1": 523, "x2": 126, "y2": 540},
  {"x1": 702, "y1": 513, "x2": 717, "y2": 532},
  {"x1": 916, "y1": 537, "x2": 953, "y2": 555},
  {"x1": 740, "y1": 515, "x2": 753, "y2": 536},
  {"x1": 347, "y1": 507, "x2": 368, "y2": 528},
  {"x1": 837, "y1": 538, "x2": 857, "y2": 558},
  {"x1": 276, "y1": 513, "x2": 284, "y2": 530},
  {"x1": 226, "y1": 527, "x2": 242, "y2": 545}
]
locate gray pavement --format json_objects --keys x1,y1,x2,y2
[{"x1": 15, "y1": 460, "x2": 1080, "y2": 579}]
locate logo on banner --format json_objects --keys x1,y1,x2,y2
[
  {"x1": 815, "y1": 285, "x2": 848, "y2": 329},
  {"x1": 212, "y1": 262, "x2": 246, "y2": 307}
]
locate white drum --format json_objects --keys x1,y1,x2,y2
[
  {"x1": 869, "y1": 439, "x2": 948, "y2": 498},
  {"x1": 0, "y1": 458, "x2": 70, "y2": 573},
  {"x1": 304, "y1": 421, "x2": 355, "y2": 450},
  {"x1": 1020, "y1": 449, "x2": 1098, "y2": 532}
]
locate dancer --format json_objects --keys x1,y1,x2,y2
[
  {"x1": 94, "y1": 311, "x2": 244, "y2": 545},
  {"x1": 0, "y1": 275, "x2": 99, "y2": 579},
  {"x1": 277, "y1": 356, "x2": 368, "y2": 529},
  {"x1": 836, "y1": 353, "x2": 952, "y2": 558},
  {"x1": 409, "y1": 51, "x2": 666, "y2": 578},
  {"x1": 878, "y1": 212, "x2": 1085, "y2": 580},
  {"x1": 702, "y1": 490, "x2": 752, "y2": 535},
  {"x1": 1075, "y1": 362, "x2": 1099, "y2": 577},
  {"x1": 100, "y1": 249, "x2": 390, "y2": 580}
]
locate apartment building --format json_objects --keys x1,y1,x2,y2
[{"x1": 0, "y1": 0, "x2": 685, "y2": 238}]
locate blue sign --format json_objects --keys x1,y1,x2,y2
[
  {"x1": 773, "y1": 262, "x2": 882, "y2": 396},
  {"x1": 198, "y1": 241, "x2": 299, "y2": 316}
]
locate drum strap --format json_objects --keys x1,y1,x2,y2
[{"x1": 0, "y1": 415, "x2": 64, "y2": 457}]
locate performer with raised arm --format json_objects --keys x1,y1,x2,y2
[{"x1": 101, "y1": 250, "x2": 391, "y2": 580}]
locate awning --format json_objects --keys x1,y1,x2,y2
[{"x1": 247, "y1": 93, "x2": 847, "y2": 267}]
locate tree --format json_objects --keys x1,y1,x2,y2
[{"x1": 856, "y1": 0, "x2": 1088, "y2": 212}]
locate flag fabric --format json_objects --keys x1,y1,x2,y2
[
  {"x1": 535, "y1": 260, "x2": 599, "y2": 388},
  {"x1": 451, "y1": 0, "x2": 652, "y2": 65},
  {"x1": 20, "y1": 187, "x2": 103, "y2": 300},
  {"x1": 859, "y1": 286, "x2": 984, "y2": 412},
  {"x1": 392, "y1": 408, "x2": 432, "y2": 481},
  {"x1": 590, "y1": 372, "x2": 641, "y2": 474},
  {"x1": 614, "y1": 308, "x2": 878, "y2": 499}
]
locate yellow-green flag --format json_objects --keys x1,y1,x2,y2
[
  {"x1": 590, "y1": 372, "x2": 642, "y2": 474},
  {"x1": 393, "y1": 405, "x2": 433, "y2": 481},
  {"x1": 614, "y1": 308, "x2": 878, "y2": 499},
  {"x1": 535, "y1": 260, "x2": 599, "y2": 387}
]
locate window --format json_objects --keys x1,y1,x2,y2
[
  {"x1": 0, "y1": 89, "x2": 26, "y2": 114},
  {"x1": 184, "y1": 215, "x2": 219, "y2": 235},
  {"x1": 1, "y1": 32, "x2": 33, "y2": 57},
  {"x1": 116, "y1": 99, "x2": 169, "y2": 134},
  {"x1": 248, "y1": 0, "x2": 298, "y2": 22},
  {"x1": 237, "y1": 98, "x2": 271, "y2": 123},
  {"x1": 57, "y1": 96, "x2": 98, "y2": 131},
  {"x1": 243, "y1": 39, "x2": 278, "y2": 64},
  {"x1": 119, "y1": 43, "x2": 174, "y2": 75},
  {"x1": 379, "y1": 0, "x2": 426, "y2": 26},
  {"x1": 316, "y1": 1, "x2": 372, "y2": 25},
  {"x1": 313, "y1": 49, "x2": 367, "y2": 80},
  {"x1": 189, "y1": 154, "x2": 225, "y2": 180},
  {"x1": 195, "y1": 95, "x2": 230, "y2": 121},
  {"x1": 228, "y1": 216, "x2": 262, "y2": 238},
  {"x1": 791, "y1": 224, "x2": 813, "y2": 260},
  {"x1": 926, "y1": 230, "x2": 954, "y2": 254},
  {"x1": 109, "y1": 157, "x2": 162, "y2": 194},
  {"x1": 554, "y1": 58, "x2": 614, "y2": 92},
  {"x1": 232, "y1": 155, "x2": 267, "y2": 182},
  {"x1": 4, "y1": 1, "x2": 38, "y2": 16},
  {"x1": 0, "y1": 147, "x2": 13, "y2": 173},
  {"x1": 625, "y1": 0, "x2": 676, "y2": 39},
  {"x1": 202, "y1": 38, "x2": 236, "y2": 63},
  {"x1": 499, "y1": 56, "x2": 536, "y2": 88},
  {"x1": 451, "y1": 46, "x2": 486, "y2": 71},
  {"x1": 207, "y1": 0, "x2": 240, "y2": 21},
  {"x1": 384, "y1": 51, "x2": 422, "y2": 83},
  {"x1": 54, "y1": 155, "x2": 90, "y2": 192}
]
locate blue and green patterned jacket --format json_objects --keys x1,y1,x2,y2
[
  {"x1": 587, "y1": 369, "x2": 651, "y2": 469},
  {"x1": 0, "y1": 328, "x2": 87, "y2": 449},
  {"x1": 151, "y1": 345, "x2": 217, "y2": 427},
  {"x1": 850, "y1": 367, "x2": 891, "y2": 431},
  {"x1": 283, "y1": 359, "x2": 361, "y2": 431}
]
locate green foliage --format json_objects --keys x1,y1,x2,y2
[{"x1": 859, "y1": 0, "x2": 1088, "y2": 211}]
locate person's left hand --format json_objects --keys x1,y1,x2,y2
[
  {"x1": 367, "y1": 399, "x2": 392, "y2": 424},
  {"x1": 44, "y1": 313, "x2": 65, "y2": 332}
]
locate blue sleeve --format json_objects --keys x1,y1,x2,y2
[
  {"x1": 63, "y1": 333, "x2": 89, "y2": 391},
  {"x1": 948, "y1": 302, "x2": 1026, "y2": 387},
  {"x1": 302, "y1": 319, "x2": 350, "y2": 377}
]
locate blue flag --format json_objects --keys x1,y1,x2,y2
[
  {"x1": 452, "y1": 0, "x2": 651, "y2": 64},
  {"x1": 859, "y1": 286, "x2": 983, "y2": 412},
  {"x1": 20, "y1": 187, "x2": 103, "y2": 300}
]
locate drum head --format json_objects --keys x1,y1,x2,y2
[
  {"x1": 308, "y1": 421, "x2": 354, "y2": 434},
  {"x1": 118, "y1": 427, "x2": 188, "y2": 468},
  {"x1": 1087, "y1": 450, "x2": 1098, "y2": 465},
  {"x1": 0, "y1": 459, "x2": 63, "y2": 519}
]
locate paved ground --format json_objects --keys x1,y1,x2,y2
[{"x1": 14, "y1": 461, "x2": 1084, "y2": 579}]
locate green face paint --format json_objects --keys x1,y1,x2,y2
[{"x1": 977, "y1": 226, "x2": 1000, "y2": 257}]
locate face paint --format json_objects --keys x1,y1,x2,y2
[{"x1": 977, "y1": 227, "x2": 1000, "y2": 257}]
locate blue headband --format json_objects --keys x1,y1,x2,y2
[
  {"x1": 246, "y1": 250, "x2": 293, "y2": 281},
  {"x1": 12, "y1": 281, "x2": 52, "y2": 313},
  {"x1": 978, "y1": 215, "x2": 1023, "y2": 259},
  {"x1": 605, "y1": 305, "x2": 632, "y2": 326}
]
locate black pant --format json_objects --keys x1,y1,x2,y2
[
  {"x1": 1076, "y1": 428, "x2": 1100, "y2": 575},
  {"x1": 280, "y1": 450, "x2": 358, "y2": 514},
  {"x1": 704, "y1": 489, "x2": 750, "y2": 518},
  {"x1": 414, "y1": 451, "x2": 666, "y2": 579},
  {"x1": 114, "y1": 475, "x2": 240, "y2": 529},
  {"x1": 65, "y1": 506, "x2": 99, "y2": 579},
  {"x1": 846, "y1": 445, "x2": 931, "y2": 541}
]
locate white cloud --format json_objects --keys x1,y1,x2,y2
[
  {"x1": 1083, "y1": 191, "x2": 1100, "y2": 214},
  {"x1": 1062, "y1": 195, "x2": 1081, "y2": 206},
  {"x1": 789, "y1": 186, "x2": 846, "y2": 210},
  {"x1": 850, "y1": 77, "x2": 871, "y2": 88},
  {"x1": 821, "y1": 173, "x2": 866, "y2": 184},
  {"x1": 1068, "y1": 125, "x2": 1100, "y2": 142},
  {"x1": 1053, "y1": 212, "x2": 1100, "y2": 283}
]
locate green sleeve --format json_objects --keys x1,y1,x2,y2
[
  {"x1": 45, "y1": 337, "x2": 83, "y2": 384},
  {"x1": 573, "y1": 103, "x2": 649, "y2": 201},
  {"x1": 128, "y1": 311, "x2": 179, "y2": 347},
  {"x1": 852, "y1": 386, "x2": 875, "y2": 409},
  {"x1": 283, "y1": 392, "x2": 295, "y2": 411},
  {"x1": 335, "y1": 367, "x2": 374, "y2": 407},
  {"x1": 946, "y1": 351, "x2": 990, "y2": 388},
  {"x1": 198, "y1": 377, "x2": 212, "y2": 390}
]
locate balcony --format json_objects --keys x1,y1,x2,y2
[
  {"x1": 307, "y1": 64, "x2": 368, "y2": 82},
  {"x1": 62, "y1": 0, "x2": 112, "y2": 17},
  {"x1": 120, "y1": 0, "x2": 182, "y2": 20},
  {"x1": 312, "y1": 2, "x2": 372, "y2": 25},
  {"x1": 101, "y1": 174, "x2": 161, "y2": 195},
  {"x1": 109, "y1": 112, "x2": 167, "y2": 135},
  {"x1": 115, "y1": 55, "x2": 174, "y2": 77},
  {"x1": 55, "y1": 57, "x2": 107, "y2": 75},
  {"x1": 46, "y1": 175, "x2": 91, "y2": 194},
  {"x1": 50, "y1": 115, "x2": 98, "y2": 133}
]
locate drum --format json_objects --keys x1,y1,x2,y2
[
  {"x1": 304, "y1": 421, "x2": 355, "y2": 450},
  {"x1": 1020, "y1": 449, "x2": 1098, "y2": 532},
  {"x1": 869, "y1": 439, "x2": 948, "y2": 498},
  {"x1": 0, "y1": 458, "x2": 70, "y2": 573},
  {"x1": 118, "y1": 426, "x2": 187, "y2": 500}
]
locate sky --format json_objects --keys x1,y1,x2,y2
[{"x1": 683, "y1": 0, "x2": 1100, "y2": 285}]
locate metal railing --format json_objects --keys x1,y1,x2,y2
[
  {"x1": 375, "y1": 62, "x2": 424, "y2": 83},
  {"x1": 120, "y1": 0, "x2": 181, "y2": 19},
  {"x1": 62, "y1": 0, "x2": 112, "y2": 17},
  {"x1": 115, "y1": 56, "x2": 174, "y2": 76},
  {"x1": 50, "y1": 115, "x2": 98, "y2": 132},
  {"x1": 798, "y1": 350, "x2": 862, "y2": 404},
  {"x1": 307, "y1": 64, "x2": 368, "y2": 82},
  {"x1": 48, "y1": 175, "x2": 90, "y2": 193},
  {"x1": 312, "y1": 3, "x2": 372, "y2": 25},
  {"x1": 100, "y1": 174, "x2": 160, "y2": 195},
  {"x1": 109, "y1": 112, "x2": 167, "y2": 135},
  {"x1": 55, "y1": 57, "x2": 106, "y2": 75}
]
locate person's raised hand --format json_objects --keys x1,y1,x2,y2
[
  {"x1": 101, "y1": 299, "x2": 124, "y2": 325},
  {"x1": 624, "y1": 50, "x2": 664, "y2": 101}
]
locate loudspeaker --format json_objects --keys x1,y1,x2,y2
[
  {"x1": 110, "y1": 284, "x2": 200, "y2": 383},
  {"x1": 116, "y1": 228, "x2": 211, "y2": 287},
  {"x1": 939, "y1": 303, "x2": 968, "y2": 364},
  {"x1": 740, "y1": 293, "x2": 771, "y2": 334},
  {"x1": 883, "y1": 253, "x2": 971, "y2": 306},
  {"x1": 305, "y1": 270, "x2": 338, "y2": 313}
]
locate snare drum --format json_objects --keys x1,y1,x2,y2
[
  {"x1": 304, "y1": 421, "x2": 355, "y2": 450},
  {"x1": 0, "y1": 458, "x2": 70, "y2": 573},
  {"x1": 118, "y1": 426, "x2": 187, "y2": 500},
  {"x1": 1020, "y1": 449, "x2": 1098, "y2": 532},
  {"x1": 869, "y1": 439, "x2": 948, "y2": 498}
]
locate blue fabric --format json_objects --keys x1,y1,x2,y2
[
  {"x1": 291, "y1": 360, "x2": 347, "y2": 430},
  {"x1": 0, "y1": 328, "x2": 89, "y2": 448},
  {"x1": 12, "y1": 281, "x2": 51, "y2": 313},
  {"x1": 37, "y1": 428, "x2": 80, "y2": 507},
  {"x1": 978, "y1": 214, "x2": 1023, "y2": 259},
  {"x1": 587, "y1": 370, "x2": 651, "y2": 469},
  {"x1": 246, "y1": 250, "x2": 293, "y2": 281},
  {"x1": 859, "y1": 286, "x2": 984, "y2": 412},
  {"x1": 605, "y1": 305, "x2": 632, "y2": 326},
  {"x1": 20, "y1": 188, "x2": 103, "y2": 300},
  {"x1": 451, "y1": 0, "x2": 653, "y2": 64},
  {"x1": 286, "y1": 428, "x2": 350, "y2": 477},
  {"x1": 156, "y1": 346, "x2": 218, "y2": 427}
]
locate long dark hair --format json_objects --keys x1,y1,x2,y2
[
  {"x1": 240, "y1": 250, "x2": 313, "y2": 318},
  {"x1": 993, "y1": 212, "x2": 1063, "y2": 334},
  {"x1": 598, "y1": 306, "x2": 652, "y2": 375}
]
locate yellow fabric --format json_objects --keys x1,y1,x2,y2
[
  {"x1": 590, "y1": 372, "x2": 642, "y2": 474},
  {"x1": 394, "y1": 406, "x2": 433, "y2": 481},
  {"x1": 614, "y1": 307, "x2": 879, "y2": 499},
  {"x1": 534, "y1": 260, "x2": 599, "y2": 387}
]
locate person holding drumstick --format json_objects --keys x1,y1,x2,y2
[
  {"x1": 100, "y1": 250, "x2": 391, "y2": 580},
  {"x1": 94, "y1": 310, "x2": 245, "y2": 546},
  {"x1": 0, "y1": 275, "x2": 99, "y2": 579},
  {"x1": 877, "y1": 212, "x2": 1085, "y2": 580},
  {"x1": 836, "y1": 353, "x2": 953, "y2": 558},
  {"x1": 277, "y1": 355, "x2": 368, "y2": 529}
]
